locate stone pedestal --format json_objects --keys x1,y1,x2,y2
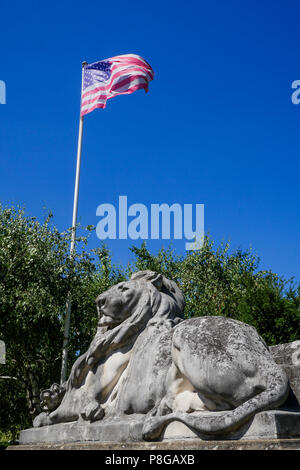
[
  {"x1": 19, "y1": 409, "x2": 300, "y2": 445},
  {"x1": 270, "y1": 341, "x2": 300, "y2": 406}
]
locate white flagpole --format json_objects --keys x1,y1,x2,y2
[{"x1": 60, "y1": 61, "x2": 88, "y2": 384}]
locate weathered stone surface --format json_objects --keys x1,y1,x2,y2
[
  {"x1": 19, "y1": 271, "x2": 299, "y2": 443},
  {"x1": 142, "y1": 317, "x2": 289, "y2": 440},
  {"x1": 7, "y1": 439, "x2": 300, "y2": 450},
  {"x1": 6, "y1": 439, "x2": 300, "y2": 452},
  {"x1": 20, "y1": 415, "x2": 145, "y2": 445},
  {"x1": 270, "y1": 341, "x2": 300, "y2": 406},
  {"x1": 19, "y1": 410, "x2": 300, "y2": 445}
]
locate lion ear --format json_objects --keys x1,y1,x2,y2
[
  {"x1": 130, "y1": 270, "x2": 163, "y2": 290},
  {"x1": 149, "y1": 273, "x2": 163, "y2": 290}
]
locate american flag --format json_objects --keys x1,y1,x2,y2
[{"x1": 81, "y1": 54, "x2": 154, "y2": 116}]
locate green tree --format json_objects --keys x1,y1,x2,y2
[
  {"x1": 130, "y1": 238, "x2": 300, "y2": 345},
  {"x1": 129, "y1": 241, "x2": 182, "y2": 281},
  {"x1": 0, "y1": 205, "x2": 97, "y2": 436}
]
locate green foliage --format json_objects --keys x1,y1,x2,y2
[
  {"x1": 131, "y1": 238, "x2": 300, "y2": 345},
  {"x1": 0, "y1": 205, "x2": 98, "y2": 436},
  {"x1": 0, "y1": 429, "x2": 15, "y2": 448},
  {"x1": 129, "y1": 242, "x2": 182, "y2": 281}
]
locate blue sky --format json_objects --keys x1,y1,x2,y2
[{"x1": 0, "y1": 0, "x2": 299, "y2": 282}]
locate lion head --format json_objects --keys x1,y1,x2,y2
[{"x1": 94, "y1": 270, "x2": 185, "y2": 342}]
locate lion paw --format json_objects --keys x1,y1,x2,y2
[
  {"x1": 33, "y1": 412, "x2": 52, "y2": 428},
  {"x1": 153, "y1": 398, "x2": 172, "y2": 417},
  {"x1": 81, "y1": 402, "x2": 104, "y2": 422}
]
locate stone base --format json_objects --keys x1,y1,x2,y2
[
  {"x1": 6, "y1": 439, "x2": 300, "y2": 451},
  {"x1": 19, "y1": 410, "x2": 300, "y2": 445}
]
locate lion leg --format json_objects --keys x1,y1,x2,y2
[
  {"x1": 142, "y1": 321, "x2": 290, "y2": 441},
  {"x1": 34, "y1": 385, "x2": 87, "y2": 427},
  {"x1": 33, "y1": 405, "x2": 79, "y2": 427},
  {"x1": 43, "y1": 397, "x2": 80, "y2": 425},
  {"x1": 153, "y1": 359, "x2": 207, "y2": 417},
  {"x1": 33, "y1": 412, "x2": 53, "y2": 427},
  {"x1": 142, "y1": 356, "x2": 208, "y2": 440}
]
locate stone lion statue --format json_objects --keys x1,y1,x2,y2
[{"x1": 33, "y1": 270, "x2": 289, "y2": 440}]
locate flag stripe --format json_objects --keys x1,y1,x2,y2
[
  {"x1": 81, "y1": 54, "x2": 154, "y2": 116},
  {"x1": 110, "y1": 54, "x2": 153, "y2": 69},
  {"x1": 82, "y1": 75, "x2": 148, "y2": 106},
  {"x1": 81, "y1": 79, "x2": 148, "y2": 114},
  {"x1": 81, "y1": 82, "x2": 148, "y2": 114},
  {"x1": 110, "y1": 75, "x2": 148, "y2": 93}
]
